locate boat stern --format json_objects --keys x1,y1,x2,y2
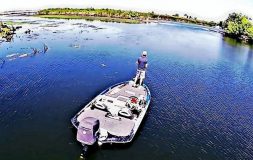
[{"x1": 76, "y1": 117, "x2": 100, "y2": 145}]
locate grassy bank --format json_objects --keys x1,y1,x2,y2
[
  {"x1": 37, "y1": 14, "x2": 140, "y2": 24},
  {"x1": 3, "y1": 21, "x2": 26, "y2": 25},
  {"x1": 37, "y1": 8, "x2": 216, "y2": 26}
]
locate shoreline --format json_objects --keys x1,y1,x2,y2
[
  {"x1": 37, "y1": 8, "x2": 217, "y2": 27},
  {"x1": 35, "y1": 14, "x2": 224, "y2": 34},
  {"x1": 1, "y1": 8, "x2": 252, "y2": 45}
]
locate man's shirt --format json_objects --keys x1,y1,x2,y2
[{"x1": 138, "y1": 56, "x2": 148, "y2": 70}]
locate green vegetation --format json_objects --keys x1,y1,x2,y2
[
  {"x1": 0, "y1": 22, "x2": 14, "y2": 37},
  {"x1": 38, "y1": 8, "x2": 153, "y2": 19},
  {"x1": 37, "y1": 8, "x2": 216, "y2": 26},
  {"x1": 37, "y1": 8, "x2": 152, "y2": 24},
  {"x1": 222, "y1": 13, "x2": 253, "y2": 43},
  {"x1": 37, "y1": 15, "x2": 140, "y2": 24},
  {"x1": 0, "y1": 21, "x2": 22, "y2": 42},
  {"x1": 3, "y1": 21, "x2": 26, "y2": 25}
]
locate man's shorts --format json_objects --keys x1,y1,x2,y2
[{"x1": 137, "y1": 69, "x2": 146, "y2": 79}]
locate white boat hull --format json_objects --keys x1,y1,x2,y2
[{"x1": 71, "y1": 80, "x2": 151, "y2": 145}]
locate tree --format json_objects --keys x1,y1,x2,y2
[
  {"x1": 218, "y1": 21, "x2": 223, "y2": 27},
  {"x1": 173, "y1": 13, "x2": 179, "y2": 17},
  {"x1": 223, "y1": 12, "x2": 253, "y2": 42},
  {"x1": 247, "y1": 27, "x2": 253, "y2": 39}
]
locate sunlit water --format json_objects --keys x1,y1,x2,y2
[{"x1": 0, "y1": 16, "x2": 253, "y2": 160}]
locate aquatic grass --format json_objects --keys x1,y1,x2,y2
[{"x1": 3, "y1": 21, "x2": 26, "y2": 25}]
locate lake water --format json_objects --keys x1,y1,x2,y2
[{"x1": 0, "y1": 16, "x2": 253, "y2": 160}]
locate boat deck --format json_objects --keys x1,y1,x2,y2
[
  {"x1": 105, "y1": 82, "x2": 146, "y2": 102},
  {"x1": 77, "y1": 108, "x2": 134, "y2": 137},
  {"x1": 76, "y1": 82, "x2": 148, "y2": 137}
]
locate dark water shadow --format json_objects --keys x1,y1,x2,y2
[
  {"x1": 223, "y1": 37, "x2": 243, "y2": 47},
  {"x1": 220, "y1": 37, "x2": 248, "y2": 62}
]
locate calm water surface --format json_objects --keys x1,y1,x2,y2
[{"x1": 0, "y1": 16, "x2": 253, "y2": 160}]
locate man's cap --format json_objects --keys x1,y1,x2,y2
[{"x1": 142, "y1": 51, "x2": 147, "y2": 56}]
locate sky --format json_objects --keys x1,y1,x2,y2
[{"x1": 1, "y1": 0, "x2": 253, "y2": 21}]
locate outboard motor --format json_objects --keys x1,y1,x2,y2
[{"x1": 77, "y1": 117, "x2": 100, "y2": 145}]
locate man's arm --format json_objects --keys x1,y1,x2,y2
[
  {"x1": 145, "y1": 59, "x2": 148, "y2": 68},
  {"x1": 136, "y1": 58, "x2": 140, "y2": 65}
]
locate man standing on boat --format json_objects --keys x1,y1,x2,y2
[{"x1": 134, "y1": 51, "x2": 148, "y2": 86}]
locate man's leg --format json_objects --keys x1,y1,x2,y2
[
  {"x1": 139, "y1": 77, "x2": 143, "y2": 86},
  {"x1": 134, "y1": 76, "x2": 138, "y2": 86},
  {"x1": 134, "y1": 70, "x2": 140, "y2": 86},
  {"x1": 139, "y1": 70, "x2": 145, "y2": 85}
]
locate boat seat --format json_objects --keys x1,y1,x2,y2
[
  {"x1": 93, "y1": 101, "x2": 107, "y2": 110},
  {"x1": 118, "y1": 107, "x2": 133, "y2": 119}
]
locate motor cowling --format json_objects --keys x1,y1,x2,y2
[{"x1": 77, "y1": 117, "x2": 100, "y2": 145}]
